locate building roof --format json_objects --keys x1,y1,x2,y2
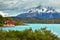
[{"x1": 5, "y1": 20, "x2": 15, "y2": 24}]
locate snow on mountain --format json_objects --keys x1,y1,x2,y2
[
  {"x1": 26, "y1": 6, "x2": 57, "y2": 14},
  {"x1": 16, "y1": 5, "x2": 60, "y2": 18}
]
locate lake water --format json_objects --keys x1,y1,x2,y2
[{"x1": 1, "y1": 24, "x2": 60, "y2": 37}]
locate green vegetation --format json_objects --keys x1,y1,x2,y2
[
  {"x1": 0, "y1": 15, "x2": 24, "y2": 26},
  {"x1": 0, "y1": 15, "x2": 4, "y2": 26},
  {"x1": 0, "y1": 27, "x2": 60, "y2": 40}
]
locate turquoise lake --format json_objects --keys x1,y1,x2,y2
[{"x1": 1, "y1": 24, "x2": 60, "y2": 37}]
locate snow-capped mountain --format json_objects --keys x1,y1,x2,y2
[
  {"x1": 27, "y1": 6, "x2": 56, "y2": 13},
  {"x1": 16, "y1": 5, "x2": 60, "y2": 18}
]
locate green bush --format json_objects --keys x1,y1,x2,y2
[{"x1": 0, "y1": 27, "x2": 60, "y2": 40}]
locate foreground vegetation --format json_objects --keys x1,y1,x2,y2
[{"x1": 0, "y1": 27, "x2": 60, "y2": 40}]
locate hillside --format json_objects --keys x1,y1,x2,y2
[
  {"x1": 0, "y1": 15, "x2": 24, "y2": 27},
  {"x1": 15, "y1": 6, "x2": 60, "y2": 24}
]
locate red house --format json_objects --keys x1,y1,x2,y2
[{"x1": 4, "y1": 20, "x2": 15, "y2": 26}]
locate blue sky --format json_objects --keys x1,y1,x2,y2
[{"x1": 0, "y1": 0, "x2": 60, "y2": 17}]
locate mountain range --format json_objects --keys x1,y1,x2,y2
[{"x1": 16, "y1": 5, "x2": 60, "y2": 18}]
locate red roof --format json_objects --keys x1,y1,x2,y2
[{"x1": 6, "y1": 20, "x2": 15, "y2": 25}]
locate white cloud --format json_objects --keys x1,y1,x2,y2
[
  {"x1": 0, "y1": 11, "x2": 8, "y2": 17},
  {"x1": 0, "y1": 0, "x2": 60, "y2": 16},
  {"x1": 0, "y1": 0, "x2": 60, "y2": 9}
]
